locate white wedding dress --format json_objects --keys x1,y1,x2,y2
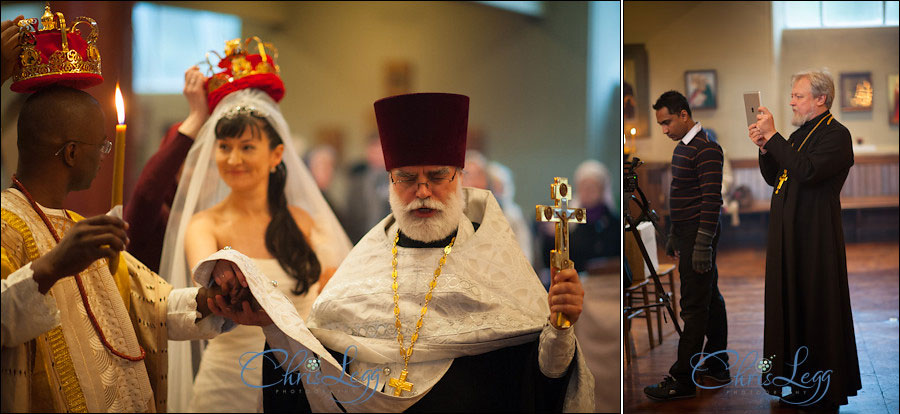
[
  {"x1": 187, "y1": 224, "x2": 343, "y2": 413},
  {"x1": 188, "y1": 259, "x2": 316, "y2": 412}
]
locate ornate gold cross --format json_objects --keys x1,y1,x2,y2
[
  {"x1": 535, "y1": 177, "x2": 587, "y2": 329},
  {"x1": 389, "y1": 368, "x2": 413, "y2": 396},
  {"x1": 775, "y1": 169, "x2": 788, "y2": 194}
]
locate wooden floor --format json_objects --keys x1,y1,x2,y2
[{"x1": 623, "y1": 242, "x2": 899, "y2": 414}]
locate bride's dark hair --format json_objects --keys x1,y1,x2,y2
[{"x1": 215, "y1": 113, "x2": 321, "y2": 295}]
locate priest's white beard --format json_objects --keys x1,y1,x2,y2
[{"x1": 389, "y1": 184, "x2": 465, "y2": 242}]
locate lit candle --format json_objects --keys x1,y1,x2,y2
[
  {"x1": 628, "y1": 127, "x2": 637, "y2": 154},
  {"x1": 112, "y1": 83, "x2": 126, "y2": 208}
]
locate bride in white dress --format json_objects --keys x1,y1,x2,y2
[{"x1": 158, "y1": 41, "x2": 351, "y2": 412}]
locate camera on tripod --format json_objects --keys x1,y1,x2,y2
[
  {"x1": 621, "y1": 154, "x2": 682, "y2": 335},
  {"x1": 624, "y1": 156, "x2": 643, "y2": 195}
]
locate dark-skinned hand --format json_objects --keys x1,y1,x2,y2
[
  {"x1": 31, "y1": 215, "x2": 129, "y2": 294},
  {"x1": 204, "y1": 259, "x2": 272, "y2": 326},
  {"x1": 1, "y1": 16, "x2": 23, "y2": 85}
]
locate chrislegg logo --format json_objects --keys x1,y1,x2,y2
[
  {"x1": 239, "y1": 345, "x2": 382, "y2": 405},
  {"x1": 691, "y1": 346, "x2": 832, "y2": 406}
]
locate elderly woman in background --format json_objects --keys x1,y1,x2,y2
[{"x1": 539, "y1": 159, "x2": 619, "y2": 275}]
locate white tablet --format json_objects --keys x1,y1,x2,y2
[{"x1": 744, "y1": 91, "x2": 762, "y2": 126}]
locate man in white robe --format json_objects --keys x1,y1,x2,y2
[
  {"x1": 205, "y1": 93, "x2": 595, "y2": 412},
  {"x1": 1, "y1": 85, "x2": 239, "y2": 413}
]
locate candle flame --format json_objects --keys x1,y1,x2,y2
[
  {"x1": 630, "y1": 127, "x2": 636, "y2": 135},
  {"x1": 115, "y1": 83, "x2": 125, "y2": 124}
]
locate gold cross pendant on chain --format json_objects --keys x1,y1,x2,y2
[
  {"x1": 775, "y1": 170, "x2": 788, "y2": 194},
  {"x1": 389, "y1": 369, "x2": 414, "y2": 396}
]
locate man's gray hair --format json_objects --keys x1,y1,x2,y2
[{"x1": 791, "y1": 69, "x2": 835, "y2": 109}]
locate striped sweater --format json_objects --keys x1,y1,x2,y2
[{"x1": 669, "y1": 129, "x2": 724, "y2": 234}]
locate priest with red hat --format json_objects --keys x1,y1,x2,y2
[{"x1": 202, "y1": 92, "x2": 595, "y2": 411}]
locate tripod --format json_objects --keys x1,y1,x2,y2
[{"x1": 623, "y1": 157, "x2": 682, "y2": 336}]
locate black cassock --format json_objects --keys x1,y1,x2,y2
[
  {"x1": 261, "y1": 340, "x2": 571, "y2": 412},
  {"x1": 758, "y1": 110, "x2": 861, "y2": 406}
]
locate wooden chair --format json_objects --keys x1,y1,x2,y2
[
  {"x1": 646, "y1": 263, "x2": 677, "y2": 346},
  {"x1": 624, "y1": 278, "x2": 654, "y2": 364}
]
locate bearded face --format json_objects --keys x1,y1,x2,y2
[
  {"x1": 388, "y1": 166, "x2": 465, "y2": 243},
  {"x1": 790, "y1": 76, "x2": 825, "y2": 127}
]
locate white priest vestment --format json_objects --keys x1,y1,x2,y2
[{"x1": 193, "y1": 188, "x2": 595, "y2": 412}]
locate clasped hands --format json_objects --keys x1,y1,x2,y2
[
  {"x1": 748, "y1": 106, "x2": 777, "y2": 154},
  {"x1": 205, "y1": 260, "x2": 273, "y2": 326}
]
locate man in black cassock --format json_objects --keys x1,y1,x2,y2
[{"x1": 750, "y1": 70, "x2": 861, "y2": 411}]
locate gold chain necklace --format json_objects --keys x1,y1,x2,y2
[
  {"x1": 775, "y1": 113, "x2": 832, "y2": 195},
  {"x1": 387, "y1": 230, "x2": 456, "y2": 397}
]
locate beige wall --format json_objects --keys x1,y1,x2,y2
[
  {"x1": 624, "y1": 1, "x2": 776, "y2": 162},
  {"x1": 779, "y1": 27, "x2": 900, "y2": 154},
  {"x1": 624, "y1": 1, "x2": 899, "y2": 162},
  {"x1": 132, "y1": 1, "x2": 597, "y2": 214}
]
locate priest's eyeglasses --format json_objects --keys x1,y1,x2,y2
[
  {"x1": 54, "y1": 138, "x2": 113, "y2": 157},
  {"x1": 390, "y1": 168, "x2": 459, "y2": 191}
]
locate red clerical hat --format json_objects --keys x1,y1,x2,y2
[
  {"x1": 10, "y1": 6, "x2": 103, "y2": 93},
  {"x1": 374, "y1": 93, "x2": 469, "y2": 171},
  {"x1": 205, "y1": 37, "x2": 284, "y2": 112}
]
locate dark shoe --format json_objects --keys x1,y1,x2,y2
[
  {"x1": 644, "y1": 376, "x2": 696, "y2": 401},
  {"x1": 699, "y1": 367, "x2": 731, "y2": 384}
]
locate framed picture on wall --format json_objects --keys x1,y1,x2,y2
[
  {"x1": 685, "y1": 70, "x2": 717, "y2": 110},
  {"x1": 624, "y1": 44, "x2": 650, "y2": 138},
  {"x1": 889, "y1": 74, "x2": 898, "y2": 125},
  {"x1": 840, "y1": 72, "x2": 873, "y2": 112}
]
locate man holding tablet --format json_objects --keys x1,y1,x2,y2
[{"x1": 749, "y1": 70, "x2": 861, "y2": 410}]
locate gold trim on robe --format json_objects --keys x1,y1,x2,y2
[{"x1": 1, "y1": 190, "x2": 165, "y2": 412}]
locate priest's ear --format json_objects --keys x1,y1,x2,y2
[{"x1": 814, "y1": 93, "x2": 827, "y2": 108}]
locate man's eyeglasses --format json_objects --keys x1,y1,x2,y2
[
  {"x1": 390, "y1": 168, "x2": 459, "y2": 191},
  {"x1": 54, "y1": 138, "x2": 113, "y2": 157}
]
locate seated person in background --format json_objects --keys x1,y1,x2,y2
[
  {"x1": 539, "y1": 159, "x2": 618, "y2": 275},
  {"x1": 304, "y1": 144, "x2": 340, "y2": 213},
  {"x1": 486, "y1": 160, "x2": 535, "y2": 265},
  {"x1": 463, "y1": 150, "x2": 535, "y2": 265},
  {"x1": 342, "y1": 132, "x2": 391, "y2": 243}
]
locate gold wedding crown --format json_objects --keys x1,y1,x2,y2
[
  {"x1": 10, "y1": 5, "x2": 103, "y2": 93},
  {"x1": 203, "y1": 36, "x2": 284, "y2": 112}
]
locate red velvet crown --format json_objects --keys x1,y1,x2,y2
[
  {"x1": 205, "y1": 37, "x2": 284, "y2": 112},
  {"x1": 10, "y1": 5, "x2": 103, "y2": 93},
  {"x1": 374, "y1": 93, "x2": 469, "y2": 171}
]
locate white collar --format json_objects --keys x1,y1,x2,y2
[{"x1": 681, "y1": 122, "x2": 703, "y2": 145}]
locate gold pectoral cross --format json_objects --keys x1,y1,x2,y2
[
  {"x1": 535, "y1": 177, "x2": 587, "y2": 329},
  {"x1": 389, "y1": 369, "x2": 413, "y2": 396},
  {"x1": 775, "y1": 169, "x2": 788, "y2": 194}
]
